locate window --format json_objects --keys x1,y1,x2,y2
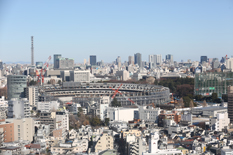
[{"x1": 18, "y1": 125, "x2": 20, "y2": 128}]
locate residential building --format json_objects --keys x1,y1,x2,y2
[
  {"x1": 11, "y1": 118, "x2": 34, "y2": 141},
  {"x1": 56, "y1": 111, "x2": 69, "y2": 131},
  {"x1": 70, "y1": 70, "x2": 90, "y2": 83},
  {"x1": 0, "y1": 121, "x2": 14, "y2": 143},
  {"x1": 95, "y1": 132, "x2": 114, "y2": 152},
  {"x1": 7, "y1": 75, "x2": 27, "y2": 100},
  {"x1": 37, "y1": 101, "x2": 59, "y2": 112},
  {"x1": 8, "y1": 98, "x2": 30, "y2": 118},
  {"x1": 25, "y1": 86, "x2": 38, "y2": 106},
  {"x1": 39, "y1": 112, "x2": 56, "y2": 133},
  {"x1": 210, "y1": 112, "x2": 230, "y2": 131}
]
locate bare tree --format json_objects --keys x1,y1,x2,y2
[
  {"x1": 178, "y1": 98, "x2": 184, "y2": 108},
  {"x1": 189, "y1": 100, "x2": 194, "y2": 108},
  {"x1": 202, "y1": 100, "x2": 207, "y2": 107}
]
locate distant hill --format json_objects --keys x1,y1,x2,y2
[{"x1": 4, "y1": 61, "x2": 31, "y2": 64}]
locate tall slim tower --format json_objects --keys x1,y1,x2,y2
[{"x1": 31, "y1": 36, "x2": 34, "y2": 65}]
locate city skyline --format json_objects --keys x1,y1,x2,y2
[{"x1": 0, "y1": 0, "x2": 232, "y2": 63}]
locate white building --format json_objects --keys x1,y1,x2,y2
[
  {"x1": 56, "y1": 110, "x2": 69, "y2": 132},
  {"x1": 143, "y1": 132, "x2": 182, "y2": 155},
  {"x1": 99, "y1": 96, "x2": 110, "y2": 121},
  {"x1": 37, "y1": 101, "x2": 60, "y2": 112},
  {"x1": 210, "y1": 112, "x2": 230, "y2": 131},
  {"x1": 8, "y1": 98, "x2": 30, "y2": 118},
  {"x1": 25, "y1": 86, "x2": 38, "y2": 106},
  {"x1": 226, "y1": 58, "x2": 233, "y2": 71},
  {"x1": 70, "y1": 70, "x2": 90, "y2": 83},
  {"x1": 115, "y1": 70, "x2": 130, "y2": 81},
  {"x1": 95, "y1": 132, "x2": 114, "y2": 152},
  {"x1": 107, "y1": 107, "x2": 138, "y2": 122},
  {"x1": 138, "y1": 106, "x2": 160, "y2": 122}
]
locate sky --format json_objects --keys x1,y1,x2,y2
[{"x1": 0, "y1": 0, "x2": 233, "y2": 63}]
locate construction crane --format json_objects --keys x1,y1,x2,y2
[
  {"x1": 37, "y1": 56, "x2": 51, "y2": 85},
  {"x1": 109, "y1": 84, "x2": 137, "y2": 106}
]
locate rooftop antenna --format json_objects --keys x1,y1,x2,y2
[{"x1": 31, "y1": 36, "x2": 34, "y2": 65}]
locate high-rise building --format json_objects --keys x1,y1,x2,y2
[
  {"x1": 70, "y1": 70, "x2": 90, "y2": 83},
  {"x1": 90, "y1": 55, "x2": 97, "y2": 66},
  {"x1": 134, "y1": 53, "x2": 142, "y2": 67},
  {"x1": 128, "y1": 56, "x2": 134, "y2": 65},
  {"x1": 228, "y1": 86, "x2": 233, "y2": 123},
  {"x1": 0, "y1": 60, "x2": 3, "y2": 70},
  {"x1": 25, "y1": 86, "x2": 38, "y2": 106},
  {"x1": 200, "y1": 56, "x2": 208, "y2": 63},
  {"x1": 54, "y1": 54, "x2": 62, "y2": 69},
  {"x1": 155, "y1": 54, "x2": 162, "y2": 65},
  {"x1": 226, "y1": 58, "x2": 233, "y2": 71},
  {"x1": 165, "y1": 54, "x2": 173, "y2": 63},
  {"x1": 36, "y1": 62, "x2": 43, "y2": 68},
  {"x1": 7, "y1": 75, "x2": 27, "y2": 100},
  {"x1": 212, "y1": 58, "x2": 220, "y2": 69},
  {"x1": 116, "y1": 56, "x2": 121, "y2": 69},
  {"x1": 148, "y1": 55, "x2": 154, "y2": 69},
  {"x1": 56, "y1": 57, "x2": 74, "y2": 69}
]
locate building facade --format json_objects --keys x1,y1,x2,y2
[
  {"x1": 70, "y1": 70, "x2": 90, "y2": 83},
  {"x1": 7, "y1": 75, "x2": 27, "y2": 100},
  {"x1": 25, "y1": 86, "x2": 38, "y2": 106},
  {"x1": 134, "y1": 53, "x2": 142, "y2": 68},
  {"x1": 90, "y1": 55, "x2": 97, "y2": 66},
  {"x1": 8, "y1": 98, "x2": 30, "y2": 118}
]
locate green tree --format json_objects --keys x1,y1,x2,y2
[
  {"x1": 29, "y1": 80, "x2": 37, "y2": 86},
  {"x1": 183, "y1": 96, "x2": 191, "y2": 107},
  {"x1": 111, "y1": 98, "x2": 121, "y2": 107},
  {"x1": 58, "y1": 80, "x2": 61, "y2": 85},
  {"x1": 89, "y1": 116, "x2": 101, "y2": 126},
  {"x1": 104, "y1": 118, "x2": 110, "y2": 126}
]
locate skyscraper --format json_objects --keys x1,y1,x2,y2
[
  {"x1": 90, "y1": 55, "x2": 97, "y2": 66},
  {"x1": 155, "y1": 54, "x2": 162, "y2": 65},
  {"x1": 166, "y1": 54, "x2": 173, "y2": 63},
  {"x1": 0, "y1": 60, "x2": 3, "y2": 70},
  {"x1": 7, "y1": 75, "x2": 27, "y2": 100},
  {"x1": 200, "y1": 56, "x2": 208, "y2": 63},
  {"x1": 228, "y1": 86, "x2": 233, "y2": 123},
  {"x1": 54, "y1": 54, "x2": 62, "y2": 69},
  {"x1": 134, "y1": 53, "x2": 142, "y2": 67},
  {"x1": 128, "y1": 56, "x2": 134, "y2": 65}
]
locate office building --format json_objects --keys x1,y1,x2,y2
[
  {"x1": 7, "y1": 75, "x2": 27, "y2": 100},
  {"x1": 165, "y1": 54, "x2": 173, "y2": 64},
  {"x1": 115, "y1": 70, "x2": 130, "y2": 81},
  {"x1": 149, "y1": 55, "x2": 155, "y2": 69},
  {"x1": 128, "y1": 56, "x2": 134, "y2": 65},
  {"x1": 90, "y1": 55, "x2": 97, "y2": 66},
  {"x1": 60, "y1": 70, "x2": 71, "y2": 82},
  {"x1": 228, "y1": 86, "x2": 233, "y2": 123},
  {"x1": 134, "y1": 53, "x2": 142, "y2": 67},
  {"x1": 36, "y1": 62, "x2": 43, "y2": 68},
  {"x1": 212, "y1": 58, "x2": 220, "y2": 69},
  {"x1": 0, "y1": 60, "x2": 3, "y2": 70},
  {"x1": 70, "y1": 70, "x2": 90, "y2": 83},
  {"x1": 55, "y1": 57, "x2": 74, "y2": 69},
  {"x1": 54, "y1": 54, "x2": 62, "y2": 69},
  {"x1": 25, "y1": 86, "x2": 38, "y2": 106},
  {"x1": 226, "y1": 58, "x2": 233, "y2": 71},
  {"x1": 116, "y1": 56, "x2": 121, "y2": 69},
  {"x1": 194, "y1": 72, "x2": 233, "y2": 97},
  {"x1": 200, "y1": 56, "x2": 208, "y2": 63},
  {"x1": 8, "y1": 98, "x2": 30, "y2": 118}
]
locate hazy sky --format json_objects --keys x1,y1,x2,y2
[{"x1": 0, "y1": 0, "x2": 232, "y2": 63}]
